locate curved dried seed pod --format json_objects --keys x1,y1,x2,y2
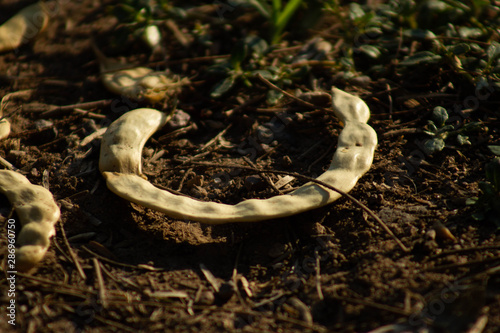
[
  {"x1": 100, "y1": 88, "x2": 377, "y2": 223},
  {"x1": 0, "y1": 170, "x2": 60, "y2": 272},
  {"x1": 0, "y1": 118, "x2": 10, "y2": 140},
  {"x1": 0, "y1": 2, "x2": 49, "y2": 53},
  {"x1": 99, "y1": 108, "x2": 170, "y2": 176},
  {"x1": 0, "y1": 102, "x2": 11, "y2": 140}
]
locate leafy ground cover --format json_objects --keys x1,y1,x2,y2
[{"x1": 1, "y1": 0, "x2": 500, "y2": 332}]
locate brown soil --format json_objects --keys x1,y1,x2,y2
[{"x1": 1, "y1": 1, "x2": 499, "y2": 332}]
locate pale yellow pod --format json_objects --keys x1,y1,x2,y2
[
  {"x1": 0, "y1": 170, "x2": 60, "y2": 272},
  {"x1": 93, "y1": 43, "x2": 188, "y2": 104},
  {"x1": 0, "y1": 2, "x2": 49, "y2": 53},
  {"x1": 0, "y1": 118, "x2": 10, "y2": 140},
  {"x1": 99, "y1": 88, "x2": 377, "y2": 223},
  {"x1": 99, "y1": 108, "x2": 170, "y2": 175}
]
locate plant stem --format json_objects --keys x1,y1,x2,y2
[{"x1": 272, "y1": 0, "x2": 303, "y2": 44}]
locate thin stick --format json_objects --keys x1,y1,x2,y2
[
  {"x1": 426, "y1": 256, "x2": 500, "y2": 272},
  {"x1": 16, "y1": 272, "x2": 95, "y2": 295},
  {"x1": 81, "y1": 245, "x2": 164, "y2": 271},
  {"x1": 93, "y1": 315, "x2": 137, "y2": 333},
  {"x1": 169, "y1": 161, "x2": 410, "y2": 252},
  {"x1": 199, "y1": 263, "x2": 220, "y2": 293},
  {"x1": 176, "y1": 167, "x2": 192, "y2": 192},
  {"x1": 59, "y1": 220, "x2": 87, "y2": 280},
  {"x1": 0, "y1": 156, "x2": 17, "y2": 170},
  {"x1": 285, "y1": 60, "x2": 338, "y2": 68},
  {"x1": 73, "y1": 108, "x2": 107, "y2": 119},
  {"x1": 93, "y1": 258, "x2": 109, "y2": 308},
  {"x1": 386, "y1": 83, "x2": 393, "y2": 120},
  {"x1": 427, "y1": 245, "x2": 500, "y2": 260},
  {"x1": 315, "y1": 250, "x2": 324, "y2": 300},
  {"x1": 243, "y1": 156, "x2": 282, "y2": 195},
  {"x1": 197, "y1": 124, "x2": 232, "y2": 152},
  {"x1": 382, "y1": 128, "x2": 421, "y2": 138},
  {"x1": 37, "y1": 100, "x2": 111, "y2": 117},
  {"x1": 256, "y1": 73, "x2": 333, "y2": 113}
]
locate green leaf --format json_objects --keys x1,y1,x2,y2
[
  {"x1": 439, "y1": 124, "x2": 455, "y2": 133},
  {"x1": 267, "y1": 89, "x2": 283, "y2": 105},
  {"x1": 458, "y1": 27, "x2": 483, "y2": 39},
  {"x1": 447, "y1": 43, "x2": 470, "y2": 55},
  {"x1": 229, "y1": 36, "x2": 268, "y2": 69},
  {"x1": 211, "y1": 76, "x2": 237, "y2": 98},
  {"x1": 399, "y1": 51, "x2": 442, "y2": 66},
  {"x1": 230, "y1": 40, "x2": 249, "y2": 71},
  {"x1": 457, "y1": 134, "x2": 471, "y2": 145},
  {"x1": 247, "y1": 0, "x2": 271, "y2": 19},
  {"x1": 348, "y1": 3, "x2": 365, "y2": 21},
  {"x1": 252, "y1": 69, "x2": 273, "y2": 80},
  {"x1": 466, "y1": 197, "x2": 478, "y2": 206},
  {"x1": 423, "y1": 130, "x2": 437, "y2": 137},
  {"x1": 487, "y1": 41, "x2": 500, "y2": 63},
  {"x1": 424, "y1": 138, "x2": 445, "y2": 154},
  {"x1": 432, "y1": 106, "x2": 449, "y2": 127},
  {"x1": 246, "y1": 36, "x2": 269, "y2": 58},
  {"x1": 488, "y1": 146, "x2": 500, "y2": 156},
  {"x1": 403, "y1": 29, "x2": 436, "y2": 40},
  {"x1": 426, "y1": 121, "x2": 438, "y2": 133},
  {"x1": 276, "y1": 0, "x2": 303, "y2": 33},
  {"x1": 358, "y1": 45, "x2": 382, "y2": 59}
]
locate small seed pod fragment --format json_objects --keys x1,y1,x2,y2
[
  {"x1": 0, "y1": 170, "x2": 60, "y2": 272},
  {"x1": 0, "y1": 2, "x2": 49, "y2": 53},
  {"x1": 93, "y1": 43, "x2": 188, "y2": 104}
]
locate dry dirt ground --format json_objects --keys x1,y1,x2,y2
[{"x1": 1, "y1": 1, "x2": 500, "y2": 332}]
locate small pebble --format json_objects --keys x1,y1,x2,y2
[{"x1": 167, "y1": 109, "x2": 191, "y2": 130}]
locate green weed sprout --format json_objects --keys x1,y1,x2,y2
[
  {"x1": 209, "y1": 34, "x2": 300, "y2": 102},
  {"x1": 423, "y1": 106, "x2": 482, "y2": 154},
  {"x1": 246, "y1": 0, "x2": 304, "y2": 44},
  {"x1": 210, "y1": 35, "x2": 269, "y2": 98},
  {"x1": 467, "y1": 156, "x2": 500, "y2": 229}
]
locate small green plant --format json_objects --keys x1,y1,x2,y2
[
  {"x1": 322, "y1": 0, "x2": 500, "y2": 87},
  {"x1": 246, "y1": 0, "x2": 305, "y2": 44},
  {"x1": 467, "y1": 155, "x2": 500, "y2": 228},
  {"x1": 109, "y1": 0, "x2": 171, "y2": 25},
  {"x1": 209, "y1": 35, "x2": 300, "y2": 102},
  {"x1": 422, "y1": 106, "x2": 482, "y2": 154},
  {"x1": 209, "y1": 35, "x2": 269, "y2": 98},
  {"x1": 107, "y1": 0, "x2": 178, "y2": 50}
]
